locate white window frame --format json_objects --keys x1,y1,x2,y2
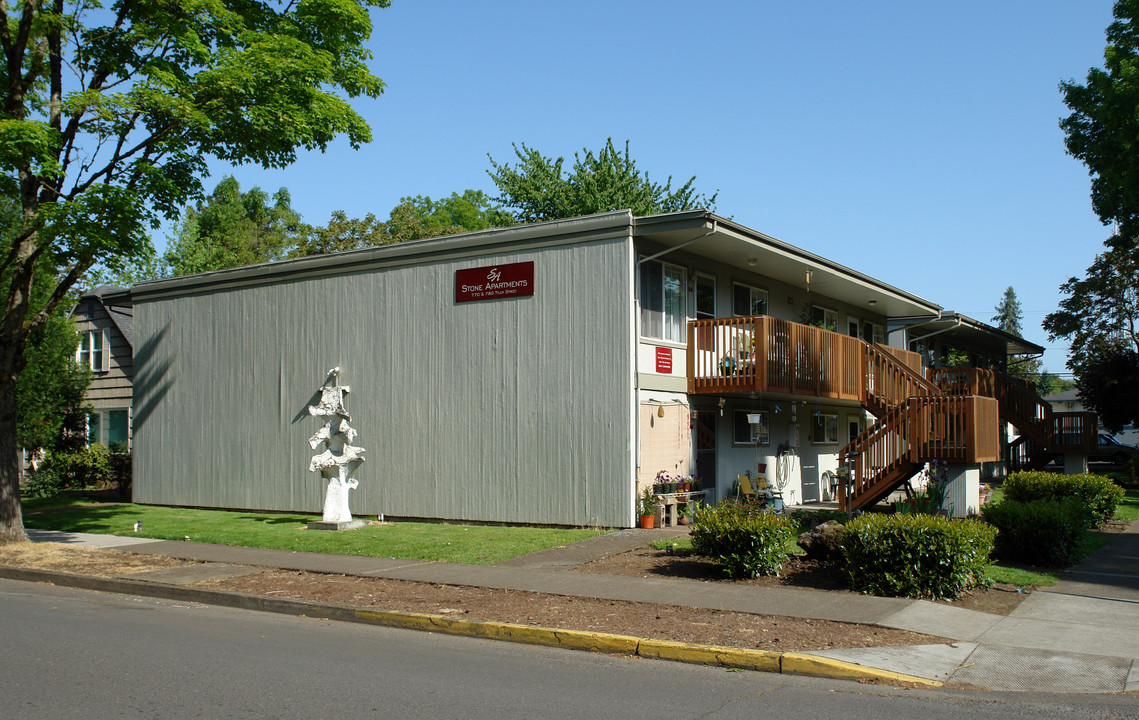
[
  {"x1": 76, "y1": 328, "x2": 110, "y2": 373},
  {"x1": 865, "y1": 322, "x2": 885, "y2": 345},
  {"x1": 811, "y1": 305, "x2": 838, "y2": 332},
  {"x1": 85, "y1": 406, "x2": 132, "y2": 450},
  {"x1": 813, "y1": 413, "x2": 839, "y2": 444},
  {"x1": 639, "y1": 259, "x2": 687, "y2": 343},
  {"x1": 732, "y1": 282, "x2": 768, "y2": 317},
  {"x1": 733, "y1": 410, "x2": 770, "y2": 446}
]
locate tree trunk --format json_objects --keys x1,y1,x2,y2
[{"x1": 0, "y1": 380, "x2": 28, "y2": 544}]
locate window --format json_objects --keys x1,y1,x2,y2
[
  {"x1": 76, "y1": 328, "x2": 109, "y2": 372},
  {"x1": 863, "y1": 322, "x2": 885, "y2": 344},
  {"x1": 813, "y1": 413, "x2": 838, "y2": 444},
  {"x1": 734, "y1": 410, "x2": 769, "y2": 445},
  {"x1": 732, "y1": 283, "x2": 768, "y2": 317},
  {"x1": 810, "y1": 306, "x2": 838, "y2": 332},
  {"x1": 86, "y1": 412, "x2": 101, "y2": 445},
  {"x1": 695, "y1": 273, "x2": 715, "y2": 319},
  {"x1": 86, "y1": 408, "x2": 131, "y2": 450},
  {"x1": 640, "y1": 260, "x2": 686, "y2": 342},
  {"x1": 106, "y1": 410, "x2": 130, "y2": 448}
]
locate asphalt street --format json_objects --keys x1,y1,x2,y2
[{"x1": 3, "y1": 579, "x2": 1138, "y2": 720}]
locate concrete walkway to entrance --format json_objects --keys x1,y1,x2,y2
[{"x1": 22, "y1": 521, "x2": 1139, "y2": 694}]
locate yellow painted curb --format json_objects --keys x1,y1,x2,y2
[
  {"x1": 781, "y1": 652, "x2": 944, "y2": 687},
  {"x1": 355, "y1": 608, "x2": 640, "y2": 655},
  {"x1": 638, "y1": 638, "x2": 781, "y2": 672}
]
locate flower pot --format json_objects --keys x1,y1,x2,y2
[
  {"x1": 639, "y1": 514, "x2": 655, "y2": 529},
  {"x1": 677, "y1": 515, "x2": 690, "y2": 526}
]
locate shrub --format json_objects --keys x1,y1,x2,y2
[
  {"x1": 840, "y1": 513, "x2": 996, "y2": 599},
  {"x1": 23, "y1": 443, "x2": 114, "y2": 498},
  {"x1": 1002, "y1": 471, "x2": 1124, "y2": 524},
  {"x1": 981, "y1": 498, "x2": 1092, "y2": 567},
  {"x1": 110, "y1": 450, "x2": 132, "y2": 496},
  {"x1": 690, "y1": 501, "x2": 795, "y2": 578}
]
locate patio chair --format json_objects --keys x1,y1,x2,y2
[{"x1": 737, "y1": 474, "x2": 758, "y2": 497}]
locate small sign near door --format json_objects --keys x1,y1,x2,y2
[{"x1": 655, "y1": 346, "x2": 673, "y2": 374}]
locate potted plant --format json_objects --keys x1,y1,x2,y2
[
  {"x1": 638, "y1": 487, "x2": 656, "y2": 529},
  {"x1": 679, "y1": 499, "x2": 702, "y2": 526}
]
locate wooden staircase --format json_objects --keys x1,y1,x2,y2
[
  {"x1": 838, "y1": 377, "x2": 1000, "y2": 511},
  {"x1": 929, "y1": 368, "x2": 1097, "y2": 472},
  {"x1": 685, "y1": 316, "x2": 1086, "y2": 512},
  {"x1": 840, "y1": 366, "x2": 1097, "y2": 511}
]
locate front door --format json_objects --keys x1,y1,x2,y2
[{"x1": 695, "y1": 411, "x2": 716, "y2": 501}]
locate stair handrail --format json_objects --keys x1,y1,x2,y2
[
  {"x1": 839, "y1": 399, "x2": 918, "y2": 510},
  {"x1": 862, "y1": 341, "x2": 939, "y2": 415}
]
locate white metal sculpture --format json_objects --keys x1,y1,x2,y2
[{"x1": 308, "y1": 367, "x2": 366, "y2": 525}]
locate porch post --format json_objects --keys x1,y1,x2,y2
[
  {"x1": 1063, "y1": 453, "x2": 1089, "y2": 475},
  {"x1": 945, "y1": 464, "x2": 981, "y2": 518}
]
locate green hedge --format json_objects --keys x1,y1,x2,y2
[
  {"x1": 981, "y1": 498, "x2": 1092, "y2": 567},
  {"x1": 1002, "y1": 471, "x2": 1124, "y2": 524},
  {"x1": 23, "y1": 444, "x2": 114, "y2": 498},
  {"x1": 840, "y1": 513, "x2": 996, "y2": 599},
  {"x1": 690, "y1": 501, "x2": 795, "y2": 578}
]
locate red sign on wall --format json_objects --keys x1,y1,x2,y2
[
  {"x1": 455, "y1": 261, "x2": 535, "y2": 303},
  {"x1": 655, "y1": 346, "x2": 673, "y2": 374}
]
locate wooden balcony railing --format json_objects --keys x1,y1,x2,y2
[
  {"x1": 687, "y1": 316, "x2": 930, "y2": 410},
  {"x1": 1049, "y1": 412, "x2": 1098, "y2": 453}
]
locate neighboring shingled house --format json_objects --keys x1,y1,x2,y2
[{"x1": 73, "y1": 285, "x2": 134, "y2": 449}]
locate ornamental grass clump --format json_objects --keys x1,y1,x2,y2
[
  {"x1": 1002, "y1": 471, "x2": 1124, "y2": 525},
  {"x1": 981, "y1": 498, "x2": 1093, "y2": 567},
  {"x1": 689, "y1": 500, "x2": 794, "y2": 578},
  {"x1": 840, "y1": 513, "x2": 996, "y2": 599}
]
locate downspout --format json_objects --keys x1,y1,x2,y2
[{"x1": 631, "y1": 220, "x2": 717, "y2": 520}]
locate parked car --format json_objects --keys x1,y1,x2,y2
[{"x1": 1090, "y1": 433, "x2": 1139, "y2": 465}]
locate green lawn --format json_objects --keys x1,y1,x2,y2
[
  {"x1": 1116, "y1": 488, "x2": 1139, "y2": 522},
  {"x1": 21, "y1": 502, "x2": 608, "y2": 565},
  {"x1": 985, "y1": 564, "x2": 1058, "y2": 587}
]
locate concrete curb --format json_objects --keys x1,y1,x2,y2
[{"x1": 0, "y1": 565, "x2": 942, "y2": 687}]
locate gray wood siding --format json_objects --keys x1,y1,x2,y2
[{"x1": 133, "y1": 236, "x2": 634, "y2": 527}]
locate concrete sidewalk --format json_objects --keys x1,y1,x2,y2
[{"x1": 21, "y1": 522, "x2": 1139, "y2": 694}]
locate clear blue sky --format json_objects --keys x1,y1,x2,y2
[{"x1": 194, "y1": 0, "x2": 1118, "y2": 374}]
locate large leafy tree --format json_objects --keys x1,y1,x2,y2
[
  {"x1": 487, "y1": 138, "x2": 717, "y2": 224},
  {"x1": 1052, "y1": 1, "x2": 1139, "y2": 422},
  {"x1": 0, "y1": 0, "x2": 389, "y2": 543},
  {"x1": 1060, "y1": 0, "x2": 1139, "y2": 240},
  {"x1": 1044, "y1": 242, "x2": 1139, "y2": 395},
  {"x1": 290, "y1": 190, "x2": 513, "y2": 258},
  {"x1": 290, "y1": 210, "x2": 388, "y2": 257},
  {"x1": 165, "y1": 176, "x2": 307, "y2": 275},
  {"x1": 0, "y1": 197, "x2": 89, "y2": 456},
  {"x1": 1078, "y1": 347, "x2": 1139, "y2": 433},
  {"x1": 16, "y1": 271, "x2": 90, "y2": 455},
  {"x1": 384, "y1": 190, "x2": 513, "y2": 244}
]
